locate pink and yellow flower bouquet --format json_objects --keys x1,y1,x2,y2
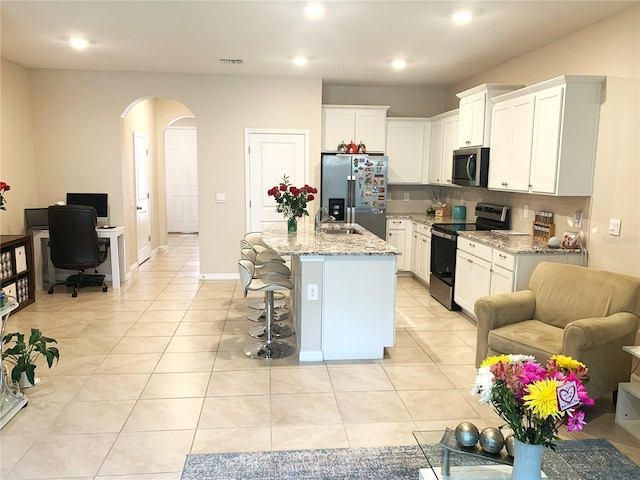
[{"x1": 471, "y1": 354, "x2": 593, "y2": 449}]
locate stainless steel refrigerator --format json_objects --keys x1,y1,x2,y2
[{"x1": 320, "y1": 155, "x2": 388, "y2": 239}]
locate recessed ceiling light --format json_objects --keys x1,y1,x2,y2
[
  {"x1": 391, "y1": 59, "x2": 407, "y2": 70},
  {"x1": 452, "y1": 10, "x2": 473, "y2": 25},
  {"x1": 293, "y1": 56, "x2": 308, "y2": 67},
  {"x1": 69, "y1": 36, "x2": 90, "y2": 50},
  {"x1": 304, "y1": 3, "x2": 325, "y2": 20}
]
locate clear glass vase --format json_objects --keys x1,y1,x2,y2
[{"x1": 287, "y1": 216, "x2": 297, "y2": 233}]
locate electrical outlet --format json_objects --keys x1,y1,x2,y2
[
  {"x1": 307, "y1": 284, "x2": 318, "y2": 300},
  {"x1": 608, "y1": 218, "x2": 621, "y2": 236},
  {"x1": 523, "y1": 204, "x2": 529, "y2": 219},
  {"x1": 403, "y1": 193, "x2": 410, "y2": 201}
]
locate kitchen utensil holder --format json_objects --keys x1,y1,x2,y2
[{"x1": 435, "y1": 205, "x2": 452, "y2": 219}]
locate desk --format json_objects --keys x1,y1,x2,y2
[{"x1": 31, "y1": 226, "x2": 126, "y2": 290}]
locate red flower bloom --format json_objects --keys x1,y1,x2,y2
[{"x1": 279, "y1": 184, "x2": 288, "y2": 192}]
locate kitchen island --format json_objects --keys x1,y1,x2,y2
[{"x1": 260, "y1": 221, "x2": 400, "y2": 362}]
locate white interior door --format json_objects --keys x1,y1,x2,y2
[
  {"x1": 165, "y1": 127, "x2": 198, "y2": 232},
  {"x1": 246, "y1": 131, "x2": 307, "y2": 231},
  {"x1": 134, "y1": 133, "x2": 151, "y2": 265}
]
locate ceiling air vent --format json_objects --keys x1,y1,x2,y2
[{"x1": 219, "y1": 58, "x2": 244, "y2": 65}]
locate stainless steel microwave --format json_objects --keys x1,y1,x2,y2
[{"x1": 451, "y1": 147, "x2": 489, "y2": 187}]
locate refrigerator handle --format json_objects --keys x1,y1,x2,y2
[{"x1": 347, "y1": 175, "x2": 355, "y2": 224}]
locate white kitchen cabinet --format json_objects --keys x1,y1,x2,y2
[
  {"x1": 457, "y1": 84, "x2": 523, "y2": 148},
  {"x1": 322, "y1": 105, "x2": 389, "y2": 153},
  {"x1": 489, "y1": 75, "x2": 604, "y2": 196},
  {"x1": 386, "y1": 118, "x2": 430, "y2": 184},
  {"x1": 488, "y1": 94, "x2": 535, "y2": 192},
  {"x1": 455, "y1": 234, "x2": 586, "y2": 320},
  {"x1": 427, "y1": 110, "x2": 459, "y2": 185},
  {"x1": 410, "y1": 222, "x2": 431, "y2": 283},
  {"x1": 410, "y1": 224, "x2": 419, "y2": 275},
  {"x1": 528, "y1": 86, "x2": 564, "y2": 194},
  {"x1": 455, "y1": 238, "x2": 493, "y2": 314},
  {"x1": 490, "y1": 264, "x2": 515, "y2": 295},
  {"x1": 387, "y1": 218, "x2": 411, "y2": 271}
]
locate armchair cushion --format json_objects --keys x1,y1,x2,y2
[{"x1": 475, "y1": 262, "x2": 640, "y2": 399}]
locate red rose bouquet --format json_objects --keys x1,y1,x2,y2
[
  {"x1": 0, "y1": 181, "x2": 11, "y2": 211},
  {"x1": 267, "y1": 175, "x2": 317, "y2": 219}
]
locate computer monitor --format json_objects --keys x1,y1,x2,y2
[{"x1": 66, "y1": 193, "x2": 109, "y2": 223}]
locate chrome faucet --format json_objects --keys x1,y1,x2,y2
[{"x1": 315, "y1": 207, "x2": 335, "y2": 233}]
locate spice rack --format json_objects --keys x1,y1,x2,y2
[{"x1": 532, "y1": 211, "x2": 555, "y2": 242}]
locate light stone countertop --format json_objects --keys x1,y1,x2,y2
[
  {"x1": 458, "y1": 230, "x2": 584, "y2": 255},
  {"x1": 387, "y1": 213, "x2": 583, "y2": 255},
  {"x1": 387, "y1": 213, "x2": 467, "y2": 226},
  {"x1": 260, "y1": 220, "x2": 400, "y2": 256}
]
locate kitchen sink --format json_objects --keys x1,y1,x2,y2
[{"x1": 321, "y1": 226, "x2": 362, "y2": 235}]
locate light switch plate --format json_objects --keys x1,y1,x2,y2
[
  {"x1": 215, "y1": 193, "x2": 226, "y2": 203},
  {"x1": 608, "y1": 218, "x2": 621, "y2": 236}
]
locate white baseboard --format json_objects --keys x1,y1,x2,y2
[{"x1": 299, "y1": 351, "x2": 324, "y2": 362}]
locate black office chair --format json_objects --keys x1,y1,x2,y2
[{"x1": 47, "y1": 205, "x2": 109, "y2": 297}]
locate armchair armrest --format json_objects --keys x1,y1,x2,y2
[
  {"x1": 563, "y1": 312, "x2": 640, "y2": 354},
  {"x1": 474, "y1": 290, "x2": 536, "y2": 367}
]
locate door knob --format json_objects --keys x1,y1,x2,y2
[{"x1": 137, "y1": 206, "x2": 142, "y2": 210}]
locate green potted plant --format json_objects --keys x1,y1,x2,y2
[{"x1": 2, "y1": 328, "x2": 60, "y2": 388}]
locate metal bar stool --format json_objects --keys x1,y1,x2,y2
[
  {"x1": 241, "y1": 251, "x2": 294, "y2": 338},
  {"x1": 240, "y1": 248, "x2": 291, "y2": 312},
  {"x1": 244, "y1": 232, "x2": 277, "y2": 254},
  {"x1": 238, "y1": 259, "x2": 296, "y2": 360}
]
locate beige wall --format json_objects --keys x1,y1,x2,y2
[
  {"x1": 443, "y1": 6, "x2": 639, "y2": 276},
  {"x1": 323, "y1": 84, "x2": 446, "y2": 118},
  {"x1": 23, "y1": 70, "x2": 322, "y2": 276},
  {"x1": 0, "y1": 59, "x2": 38, "y2": 234}
]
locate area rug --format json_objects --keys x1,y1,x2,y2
[{"x1": 181, "y1": 439, "x2": 640, "y2": 480}]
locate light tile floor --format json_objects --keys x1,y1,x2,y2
[{"x1": 1, "y1": 234, "x2": 639, "y2": 479}]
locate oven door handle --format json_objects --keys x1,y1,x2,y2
[{"x1": 431, "y1": 229, "x2": 455, "y2": 241}]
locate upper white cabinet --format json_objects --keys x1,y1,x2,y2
[
  {"x1": 322, "y1": 105, "x2": 389, "y2": 153},
  {"x1": 457, "y1": 84, "x2": 523, "y2": 148},
  {"x1": 427, "y1": 110, "x2": 459, "y2": 185},
  {"x1": 488, "y1": 94, "x2": 535, "y2": 191},
  {"x1": 489, "y1": 75, "x2": 604, "y2": 196},
  {"x1": 386, "y1": 118, "x2": 430, "y2": 184}
]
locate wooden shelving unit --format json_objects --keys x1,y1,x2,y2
[{"x1": 0, "y1": 235, "x2": 35, "y2": 313}]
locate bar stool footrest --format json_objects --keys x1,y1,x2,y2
[
  {"x1": 248, "y1": 323, "x2": 295, "y2": 339},
  {"x1": 243, "y1": 341, "x2": 296, "y2": 360}
]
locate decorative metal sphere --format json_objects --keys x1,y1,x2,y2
[
  {"x1": 455, "y1": 422, "x2": 479, "y2": 447},
  {"x1": 479, "y1": 427, "x2": 505, "y2": 454},
  {"x1": 505, "y1": 435, "x2": 516, "y2": 457}
]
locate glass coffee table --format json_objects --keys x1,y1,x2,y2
[{"x1": 413, "y1": 428, "x2": 579, "y2": 480}]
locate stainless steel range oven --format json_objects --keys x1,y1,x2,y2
[{"x1": 430, "y1": 203, "x2": 510, "y2": 310}]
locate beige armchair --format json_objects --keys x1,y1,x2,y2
[{"x1": 475, "y1": 262, "x2": 640, "y2": 400}]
